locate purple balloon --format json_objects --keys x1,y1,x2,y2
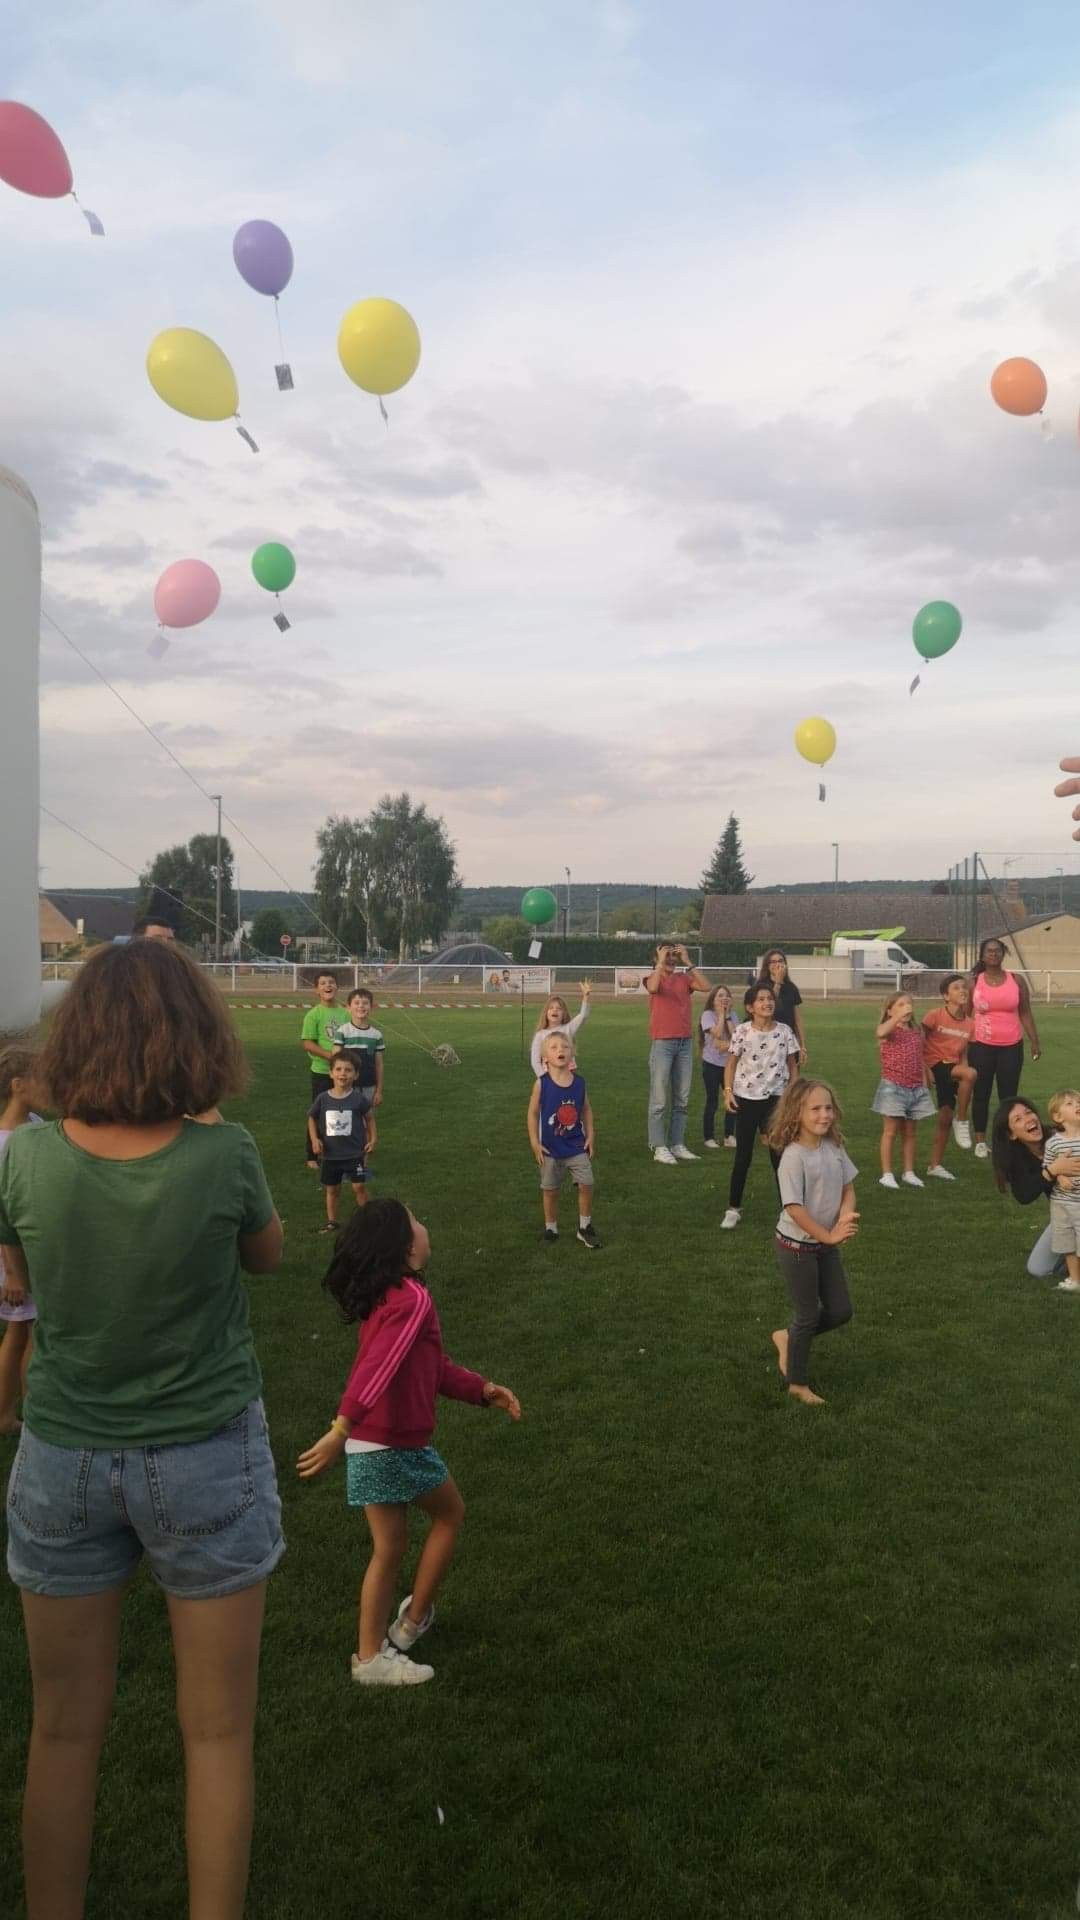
[{"x1": 233, "y1": 220, "x2": 294, "y2": 298}]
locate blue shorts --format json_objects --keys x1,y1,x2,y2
[
  {"x1": 5, "y1": 1398, "x2": 285, "y2": 1600},
  {"x1": 872, "y1": 1078, "x2": 935, "y2": 1121}
]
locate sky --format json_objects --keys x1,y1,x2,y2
[{"x1": 6, "y1": 0, "x2": 1080, "y2": 897}]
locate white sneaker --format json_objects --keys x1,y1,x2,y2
[
  {"x1": 351, "y1": 1642, "x2": 434, "y2": 1686},
  {"x1": 1056, "y1": 1278, "x2": 1080, "y2": 1292},
  {"x1": 926, "y1": 1165, "x2": 955, "y2": 1181},
  {"x1": 387, "y1": 1594, "x2": 434, "y2": 1653},
  {"x1": 653, "y1": 1146, "x2": 677, "y2": 1165},
  {"x1": 671, "y1": 1144, "x2": 699, "y2": 1162},
  {"x1": 973, "y1": 1142, "x2": 989, "y2": 1160},
  {"x1": 720, "y1": 1207, "x2": 741, "y2": 1229},
  {"x1": 705, "y1": 1139, "x2": 722, "y2": 1150},
  {"x1": 951, "y1": 1119, "x2": 972, "y2": 1149},
  {"x1": 901, "y1": 1171, "x2": 924, "y2": 1188},
  {"x1": 879, "y1": 1173, "x2": 899, "y2": 1190},
  {"x1": 723, "y1": 1136, "x2": 736, "y2": 1150}
]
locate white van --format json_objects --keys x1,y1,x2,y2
[{"x1": 831, "y1": 937, "x2": 927, "y2": 983}]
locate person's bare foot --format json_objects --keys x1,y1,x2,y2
[
  {"x1": 787, "y1": 1385, "x2": 825, "y2": 1406},
  {"x1": 771, "y1": 1329, "x2": 789, "y2": 1378}
]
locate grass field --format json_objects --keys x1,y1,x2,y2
[{"x1": 3, "y1": 1000, "x2": 1080, "y2": 1918}]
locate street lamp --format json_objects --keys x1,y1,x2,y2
[
  {"x1": 1056, "y1": 867, "x2": 1065, "y2": 913},
  {"x1": 831, "y1": 842, "x2": 839, "y2": 894},
  {"x1": 564, "y1": 866, "x2": 571, "y2": 942}
]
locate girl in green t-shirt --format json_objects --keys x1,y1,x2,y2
[{"x1": 1, "y1": 940, "x2": 285, "y2": 1920}]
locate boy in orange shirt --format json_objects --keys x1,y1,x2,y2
[{"x1": 922, "y1": 975, "x2": 977, "y2": 1176}]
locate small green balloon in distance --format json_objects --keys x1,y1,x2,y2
[
  {"x1": 912, "y1": 600, "x2": 962, "y2": 661},
  {"x1": 252, "y1": 541, "x2": 296, "y2": 594},
  {"x1": 520, "y1": 887, "x2": 557, "y2": 926}
]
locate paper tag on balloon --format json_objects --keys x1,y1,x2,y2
[
  {"x1": 909, "y1": 673, "x2": 921, "y2": 695},
  {"x1": 273, "y1": 611, "x2": 291, "y2": 633},
  {"x1": 528, "y1": 940, "x2": 542, "y2": 959},
  {"x1": 147, "y1": 632, "x2": 169, "y2": 660},
  {"x1": 72, "y1": 193, "x2": 105, "y2": 236},
  {"x1": 818, "y1": 783, "x2": 826, "y2": 802},
  {"x1": 378, "y1": 397, "x2": 389, "y2": 425},
  {"x1": 275, "y1": 363, "x2": 294, "y2": 392},
  {"x1": 235, "y1": 421, "x2": 260, "y2": 453}
]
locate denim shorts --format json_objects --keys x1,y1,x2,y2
[
  {"x1": 5, "y1": 1398, "x2": 285, "y2": 1600},
  {"x1": 872, "y1": 1078, "x2": 935, "y2": 1122}
]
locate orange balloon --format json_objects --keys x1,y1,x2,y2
[{"x1": 990, "y1": 356, "x2": 1047, "y2": 417}]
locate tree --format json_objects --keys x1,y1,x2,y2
[
  {"x1": 365, "y1": 794, "x2": 462, "y2": 961},
  {"x1": 699, "y1": 815, "x2": 753, "y2": 900},
  {"x1": 483, "y1": 915, "x2": 528, "y2": 951},
  {"x1": 139, "y1": 833, "x2": 235, "y2": 947},
  {"x1": 313, "y1": 815, "x2": 375, "y2": 954},
  {"x1": 250, "y1": 908, "x2": 291, "y2": 957}
]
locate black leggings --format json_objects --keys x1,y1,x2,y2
[
  {"x1": 702, "y1": 1063, "x2": 736, "y2": 1143},
  {"x1": 729, "y1": 1095, "x2": 781, "y2": 1209},
  {"x1": 969, "y1": 1040, "x2": 1024, "y2": 1135},
  {"x1": 774, "y1": 1237, "x2": 853, "y2": 1387}
]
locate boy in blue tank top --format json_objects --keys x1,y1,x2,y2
[{"x1": 526, "y1": 1032, "x2": 600, "y2": 1248}]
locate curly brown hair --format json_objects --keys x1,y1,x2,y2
[
  {"x1": 767, "y1": 1077, "x2": 845, "y2": 1153},
  {"x1": 40, "y1": 941, "x2": 248, "y2": 1123}
]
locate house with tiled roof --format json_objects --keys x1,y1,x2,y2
[{"x1": 699, "y1": 890, "x2": 1027, "y2": 951}]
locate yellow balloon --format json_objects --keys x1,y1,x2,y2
[
  {"x1": 794, "y1": 716, "x2": 836, "y2": 767},
  {"x1": 146, "y1": 328, "x2": 239, "y2": 423},
  {"x1": 337, "y1": 297, "x2": 421, "y2": 396}
]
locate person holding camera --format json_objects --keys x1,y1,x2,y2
[{"x1": 643, "y1": 942, "x2": 712, "y2": 1164}]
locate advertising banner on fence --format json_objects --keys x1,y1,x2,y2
[{"x1": 483, "y1": 967, "x2": 553, "y2": 994}]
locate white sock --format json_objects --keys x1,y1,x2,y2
[
  {"x1": 546, "y1": 1222, "x2": 558, "y2": 1235},
  {"x1": 579, "y1": 1214, "x2": 591, "y2": 1229}
]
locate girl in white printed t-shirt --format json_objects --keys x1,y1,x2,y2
[{"x1": 720, "y1": 983, "x2": 800, "y2": 1230}]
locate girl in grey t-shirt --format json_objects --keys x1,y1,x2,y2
[{"x1": 767, "y1": 1077, "x2": 859, "y2": 1406}]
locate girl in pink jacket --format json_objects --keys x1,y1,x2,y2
[{"x1": 297, "y1": 1198, "x2": 520, "y2": 1687}]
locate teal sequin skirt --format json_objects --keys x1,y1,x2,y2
[{"x1": 346, "y1": 1445, "x2": 448, "y2": 1507}]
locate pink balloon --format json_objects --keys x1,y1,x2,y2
[
  {"x1": 0, "y1": 102, "x2": 73, "y2": 199},
  {"x1": 154, "y1": 560, "x2": 222, "y2": 631}
]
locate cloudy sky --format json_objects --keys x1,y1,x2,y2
[{"x1": 6, "y1": 0, "x2": 1080, "y2": 897}]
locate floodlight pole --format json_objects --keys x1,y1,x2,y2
[
  {"x1": 212, "y1": 794, "x2": 223, "y2": 963},
  {"x1": 564, "y1": 866, "x2": 571, "y2": 943}
]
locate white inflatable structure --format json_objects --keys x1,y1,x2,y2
[{"x1": 0, "y1": 466, "x2": 59, "y2": 1032}]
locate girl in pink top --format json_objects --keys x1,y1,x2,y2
[
  {"x1": 872, "y1": 993, "x2": 935, "y2": 1190},
  {"x1": 968, "y1": 937, "x2": 1041, "y2": 1156},
  {"x1": 297, "y1": 1198, "x2": 521, "y2": 1688}
]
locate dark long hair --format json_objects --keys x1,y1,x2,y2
[
  {"x1": 990, "y1": 1097, "x2": 1046, "y2": 1193},
  {"x1": 323, "y1": 1197, "x2": 422, "y2": 1323}
]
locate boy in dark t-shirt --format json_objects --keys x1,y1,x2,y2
[{"x1": 307, "y1": 1052, "x2": 373, "y2": 1232}]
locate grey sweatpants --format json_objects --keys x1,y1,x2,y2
[{"x1": 774, "y1": 1236, "x2": 853, "y2": 1388}]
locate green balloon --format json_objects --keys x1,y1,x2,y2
[
  {"x1": 252, "y1": 541, "x2": 296, "y2": 594},
  {"x1": 520, "y1": 887, "x2": 557, "y2": 926},
  {"x1": 912, "y1": 600, "x2": 962, "y2": 661}
]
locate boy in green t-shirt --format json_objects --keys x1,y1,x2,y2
[{"x1": 301, "y1": 972, "x2": 344, "y2": 1167}]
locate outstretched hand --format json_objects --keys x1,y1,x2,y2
[
  {"x1": 1054, "y1": 758, "x2": 1080, "y2": 839},
  {"x1": 483, "y1": 1382, "x2": 522, "y2": 1421},
  {"x1": 296, "y1": 1427, "x2": 348, "y2": 1479}
]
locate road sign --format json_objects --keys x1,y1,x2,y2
[{"x1": 280, "y1": 933, "x2": 292, "y2": 948}]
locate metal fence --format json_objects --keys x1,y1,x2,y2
[{"x1": 39, "y1": 958, "x2": 1080, "y2": 1001}]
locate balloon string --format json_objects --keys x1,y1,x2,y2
[
  {"x1": 71, "y1": 190, "x2": 105, "y2": 236},
  {"x1": 274, "y1": 295, "x2": 286, "y2": 359},
  {"x1": 235, "y1": 417, "x2": 260, "y2": 453}
]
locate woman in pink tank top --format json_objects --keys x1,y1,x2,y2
[{"x1": 968, "y1": 937, "x2": 1041, "y2": 1155}]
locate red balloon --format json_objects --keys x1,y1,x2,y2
[{"x1": 0, "y1": 102, "x2": 73, "y2": 199}]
